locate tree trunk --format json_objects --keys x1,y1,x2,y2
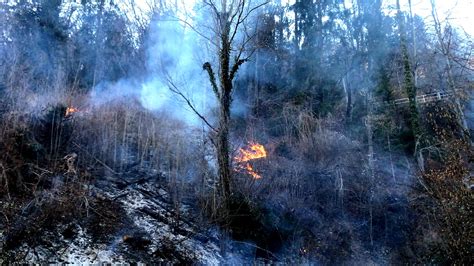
[
  {"x1": 397, "y1": 0, "x2": 421, "y2": 142},
  {"x1": 254, "y1": 36, "x2": 260, "y2": 114},
  {"x1": 200, "y1": 0, "x2": 263, "y2": 212},
  {"x1": 217, "y1": 14, "x2": 233, "y2": 203},
  {"x1": 408, "y1": 0, "x2": 418, "y2": 87},
  {"x1": 366, "y1": 93, "x2": 375, "y2": 248},
  {"x1": 217, "y1": 93, "x2": 232, "y2": 202},
  {"x1": 343, "y1": 76, "x2": 352, "y2": 121}
]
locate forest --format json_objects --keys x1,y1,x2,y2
[{"x1": 0, "y1": 0, "x2": 472, "y2": 264}]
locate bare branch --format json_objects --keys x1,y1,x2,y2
[
  {"x1": 159, "y1": 16, "x2": 219, "y2": 48},
  {"x1": 229, "y1": 0, "x2": 246, "y2": 44},
  {"x1": 166, "y1": 75, "x2": 217, "y2": 132},
  {"x1": 240, "y1": 1, "x2": 269, "y2": 25},
  {"x1": 228, "y1": 0, "x2": 244, "y2": 28},
  {"x1": 232, "y1": 24, "x2": 256, "y2": 60},
  {"x1": 204, "y1": 0, "x2": 222, "y2": 31}
]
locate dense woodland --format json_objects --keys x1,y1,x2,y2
[{"x1": 0, "y1": 0, "x2": 472, "y2": 264}]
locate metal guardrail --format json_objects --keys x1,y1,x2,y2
[
  {"x1": 374, "y1": 90, "x2": 458, "y2": 108},
  {"x1": 393, "y1": 91, "x2": 454, "y2": 105}
]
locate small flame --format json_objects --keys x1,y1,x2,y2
[
  {"x1": 236, "y1": 162, "x2": 262, "y2": 179},
  {"x1": 234, "y1": 142, "x2": 267, "y2": 179},
  {"x1": 65, "y1": 106, "x2": 79, "y2": 117}
]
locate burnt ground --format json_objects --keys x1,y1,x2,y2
[
  {"x1": 0, "y1": 172, "x2": 229, "y2": 264},
  {"x1": 0, "y1": 153, "x2": 421, "y2": 264}
]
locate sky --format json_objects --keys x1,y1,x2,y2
[{"x1": 393, "y1": 0, "x2": 474, "y2": 36}]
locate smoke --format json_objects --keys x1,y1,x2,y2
[
  {"x1": 141, "y1": 15, "x2": 214, "y2": 126},
  {"x1": 87, "y1": 12, "x2": 215, "y2": 127}
]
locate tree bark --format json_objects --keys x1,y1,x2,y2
[
  {"x1": 215, "y1": 10, "x2": 233, "y2": 203},
  {"x1": 217, "y1": 95, "x2": 231, "y2": 201}
]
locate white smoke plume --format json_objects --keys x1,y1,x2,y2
[{"x1": 89, "y1": 10, "x2": 215, "y2": 128}]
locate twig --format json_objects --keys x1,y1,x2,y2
[
  {"x1": 166, "y1": 75, "x2": 217, "y2": 132},
  {"x1": 71, "y1": 141, "x2": 118, "y2": 175},
  {"x1": 0, "y1": 163, "x2": 10, "y2": 200},
  {"x1": 231, "y1": 240, "x2": 280, "y2": 261},
  {"x1": 112, "y1": 192, "x2": 130, "y2": 200}
]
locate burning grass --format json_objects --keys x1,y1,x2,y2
[
  {"x1": 226, "y1": 111, "x2": 416, "y2": 263},
  {"x1": 65, "y1": 106, "x2": 79, "y2": 117},
  {"x1": 234, "y1": 142, "x2": 267, "y2": 179}
]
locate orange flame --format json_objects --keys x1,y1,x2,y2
[
  {"x1": 65, "y1": 106, "x2": 79, "y2": 117},
  {"x1": 234, "y1": 142, "x2": 267, "y2": 179}
]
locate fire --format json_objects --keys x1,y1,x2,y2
[
  {"x1": 65, "y1": 106, "x2": 79, "y2": 117},
  {"x1": 237, "y1": 162, "x2": 262, "y2": 179},
  {"x1": 234, "y1": 142, "x2": 267, "y2": 179}
]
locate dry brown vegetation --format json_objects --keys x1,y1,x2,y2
[{"x1": 0, "y1": 90, "x2": 211, "y2": 261}]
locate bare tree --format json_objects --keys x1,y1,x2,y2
[
  {"x1": 204, "y1": 0, "x2": 268, "y2": 207},
  {"x1": 430, "y1": 0, "x2": 469, "y2": 137},
  {"x1": 168, "y1": 0, "x2": 268, "y2": 209}
]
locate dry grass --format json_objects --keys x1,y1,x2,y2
[{"x1": 0, "y1": 89, "x2": 213, "y2": 259}]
